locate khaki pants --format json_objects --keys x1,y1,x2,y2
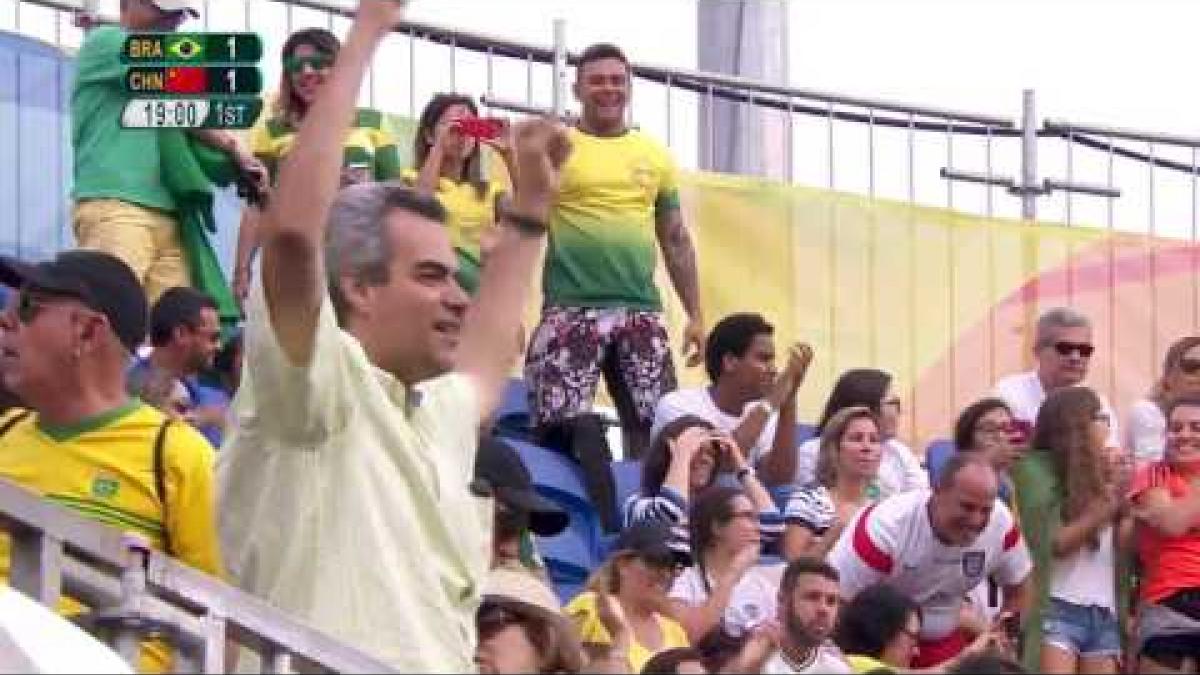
[{"x1": 73, "y1": 199, "x2": 190, "y2": 303}]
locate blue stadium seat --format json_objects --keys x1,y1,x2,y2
[
  {"x1": 506, "y1": 437, "x2": 607, "y2": 562},
  {"x1": 611, "y1": 460, "x2": 643, "y2": 521},
  {"x1": 507, "y1": 438, "x2": 592, "y2": 514},
  {"x1": 539, "y1": 517, "x2": 597, "y2": 603},
  {"x1": 925, "y1": 439, "x2": 956, "y2": 485},
  {"x1": 796, "y1": 423, "x2": 818, "y2": 443},
  {"x1": 492, "y1": 378, "x2": 532, "y2": 441}
]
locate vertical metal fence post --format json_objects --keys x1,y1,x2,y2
[
  {"x1": 867, "y1": 108, "x2": 875, "y2": 198},
  {"x1": 551, "y1": 18, "x2": 567, "y2": 119},
  {"x1": 448, "y1": 35, "x2": 456, "y2": 93},
  {"x1": 9, "y1": 529, "x2": 63, "y2": 606},
  {"x1": 826, "y1": 101, "x2": 835, "y2": 189},
  {"x1": 1192, "y1": 147, "x2": 1198, "y2": 331},
  {"x1": 1021, "y1": 89, "x2": 1037, "y2": 221}
]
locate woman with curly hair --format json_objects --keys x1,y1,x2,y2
[{"x1": 1012, "y1": 386, "x2": 1132, "y2": 674}]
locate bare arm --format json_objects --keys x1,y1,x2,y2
[
  {"x1": 413, "y1": 130, "x2": 448, "y2": 197},
  {"x1": 655, "y1": 208, "x2": 705, "y2": 366},
  {"x1": 757, "y1": 344, "x2": 813, "y2": 486},
  {"x1": 232, "y1": 206, "x2": 261, "y2": 305},
  {"x1": 655, "y1": 208, "x2": 701, "y2": 320},
  {"x1": 1134, "y1": 485, "x2": 1200, "y2": 538},
  {"x1": 669, "y1": 548, "x2": 757, "y2": 641},
  {"x1": 258, "y1": 2, "x2": 401, "y2": 365},
  {"x1": 456, "y1": 120, "x2": 571, "y2": 421},
  {"x1": 1052, "y1": 498, "x2": 1120, "y2": 557},
  {"x1": 661, "y1": 427, "x2": 708, "y2": 499},
  {"x1": 1000, "y1": 577, "x2": 1033, "y2": 621},
  {"x1": 781, "y1": 523, "x2": 818, "y2": 561}
]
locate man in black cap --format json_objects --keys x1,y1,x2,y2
[
  {"x1": 0, "y1": 250, "x2": 222, "y2": 672},
  {"x1": 475, "y1": 436, "x2": 569, "y2": 576}
]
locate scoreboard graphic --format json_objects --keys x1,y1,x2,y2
[{"x1": 120, "y1": 33, "x2": 263, "y2": 130}]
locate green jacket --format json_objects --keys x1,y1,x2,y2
[
  {"x1": 1011, "y1": 450, "x2": 1133, "y2": 669},
  {"x1": 158, "y1": 130, "x2": 240, "y2": 328}
]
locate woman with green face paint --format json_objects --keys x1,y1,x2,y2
[{"x1": 233, "y1": 28, "x2": 401, "y2": 305}]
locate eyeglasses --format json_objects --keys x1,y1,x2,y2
[
  {"x1": 1093, "y1": 411, "x2": 1112, "y2": 425},
  {"x1": 1051, "y1": 341, "x2": 1095, "y2": 358},
  {"x1": 283, "y1": 54, "x2": 334, "y2": 74},
  {"x1": 1179, "y1": 358, "x2": 1200, "y2": 375}
]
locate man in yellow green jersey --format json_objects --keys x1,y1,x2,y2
[
  {"x1": 0, "y1": 250, "x2": 222, "y2": 672},
  {"x1": 525, "y1": 43, "x2": 705, "y2": 530}
]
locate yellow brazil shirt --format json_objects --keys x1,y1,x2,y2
[
  {"x1": 250, "y1": 106, "x2": 401, "y2": 184},
  {"x1": 0, "y1": 401, "x2": 222, "y2": 672},
  {"x1": 565, "y1": 591, "x2": 689, "y2": 672},
  {"x1": 546, "y1": 127, "x2": 681, "y2": 310},
  {"x1": 400, "y1": 169, "x2": 506, "y2": 294}
]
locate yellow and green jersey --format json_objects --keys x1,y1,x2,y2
[
  {"x1": 401, "y1": 169, "x2": 506, "y2": 294},
  {"x1": 0, "y1": 401, "x2": 222, "y2": 672},
  {"x1": 546, "y1": 127, "x2": 681, "y2": 310},
  {"x1": 250, "y1": 107, "x2": 401, "y2": 183}
]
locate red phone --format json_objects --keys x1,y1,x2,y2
[{"x1": 453, "y1": 116, "x2": 506, "y2": 141}]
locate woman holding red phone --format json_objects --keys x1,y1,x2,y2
[{"x1": 407, "y1": 94, "x2": 516, "y2": 295}]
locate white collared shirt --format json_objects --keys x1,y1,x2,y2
[{"x1": 218, "y1": 280, "x2": 489, "y2": 671}]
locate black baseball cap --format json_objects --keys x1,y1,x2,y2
[
  {"x1": 0, "y1": 251, "x2": 148, "y2": 355},
  {"x1": 613, "y1": 520, "x2": 692, "y2": 568},
  {"x1": 475, "y1": 437, "x2": 569, "y2": 537}
]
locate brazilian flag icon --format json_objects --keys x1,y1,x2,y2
[{"x1": 166, "y1": 36, "x2": 204, "y2": 62}]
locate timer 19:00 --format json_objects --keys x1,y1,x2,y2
[{"x1": 143, "y1": 100, "x2": 202, "y2": 127}]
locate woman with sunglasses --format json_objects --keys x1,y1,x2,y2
[
  {"x1": 1012, "y1": 387, "x2": 1132, "y2": 674},
  {"x1": 782, "y1": 406, "x2": 883, "y2": 561},
  {"x1": 1129, "y1": 336, "x2": 1200, "y2": 463},
  {"x1": 794, "y1": 369, "x2": 927, "y2": 500},
  {"x1": 566, "y1": 520, "x2": 693, "y2": 673},
  {"x1": 952, "y1": 398, "x2": 1024, "y2": 505},
  {"x1": 233, "y1": 28, "x2": 401, "y2": 303},
  {"x1": 406, "y1": 94, "x2": 516, "y2": 295}
]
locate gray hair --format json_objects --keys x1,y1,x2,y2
[
  {"x1": 324, "y1": 182, "x2": 447, "y2": 325},
  {"x1": 1034, "y1": 307, "x2": 1091, "y2": 348}
]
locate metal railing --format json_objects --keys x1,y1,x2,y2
[
  {"x1": 6, "y1": 0, "x2": 1200, "y2": 434},
  {"x1": 7, "y1": 0, "x2": 1197, "y2": 234},
  {"x1": 0, "y1": 477, "x2": 397, "y2": 673}
]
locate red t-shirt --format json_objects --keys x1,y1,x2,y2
[{"x1": 1129, "y1": 462, "x2": 1200, "y2": 603}]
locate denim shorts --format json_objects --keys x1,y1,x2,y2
[{"x1": 1043, "y1": 598, "x2": 1122, "y2": 658}]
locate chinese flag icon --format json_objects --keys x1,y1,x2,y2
[{"x1": 165, "y1": 67, "x2": 208, "y2": 95}]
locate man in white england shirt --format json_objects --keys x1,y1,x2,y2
[
  {"x1": 991, "y1": 307, "x2": 1119, "y2": 447},
  {"x1": 653, "y1": 313, "x2": 813, "y2": 486},
  {"x1": 827, "y1": 453, "x2": 1033, "y2": 669}
]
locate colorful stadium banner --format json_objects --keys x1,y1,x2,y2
[{"x1": 659, "y1": 172, "x2": 1200, "y2": 455}]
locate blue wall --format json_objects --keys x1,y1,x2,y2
[
  {"x1": 0, "y1": 31, "x2": 74, "y2": 262},
  {"x1": 0, "y1": 30, "x2": 240, "y2": 273}
]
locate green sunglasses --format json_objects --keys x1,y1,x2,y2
[{"x1": 283, "y1": 54, "x2": 334, "y2": 74}]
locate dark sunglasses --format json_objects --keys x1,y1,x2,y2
[
  {"x1": 1051, "y1": 341, "x2": 1094, "y2": 358},
  {"x1": 283, "y1": 54, "x2": 334, "y2": 74},
  {"x1": 1179, "y1": 358, "x2": 1200, "y2": 375}
]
